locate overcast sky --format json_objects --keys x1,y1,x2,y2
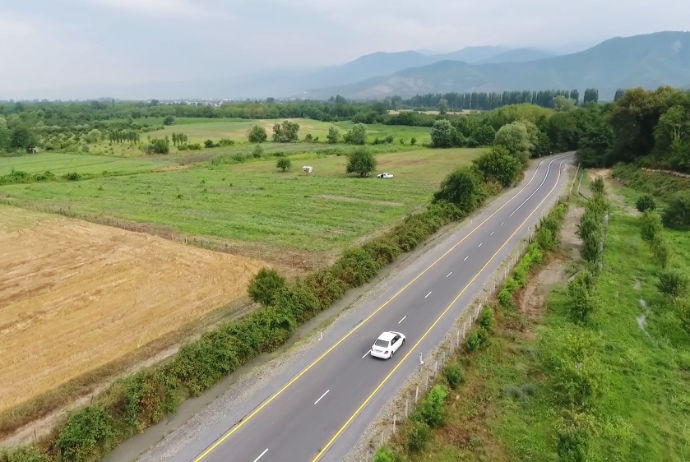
[{"x1": 2, "y1": 0, "x2": 689, "y2": 98}]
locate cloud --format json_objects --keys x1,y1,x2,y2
[
  {"x1": 91, "y1": 0, "x2": 214, "y2": 19},
  {"x1": 1, "y1": 0, "x2": 689, "y2": 98}
]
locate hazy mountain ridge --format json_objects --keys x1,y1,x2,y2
[
  {"x1": 478, "y1": 48, "x2": 555, "y2": 64},
  {"x1": 307, "y1": 31, "x2": 690, "y2": 100},
  {"x1": 3, "y1": 45, "x2": 546, "y2": 100}
]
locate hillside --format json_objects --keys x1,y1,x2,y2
[
  {"x1": 478, "y1": 48, "x2": 554, "y2": 64},
  {"x1": 307, "y1": 31, "x2": 690, "y2": 100}
]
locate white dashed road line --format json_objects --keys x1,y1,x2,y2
[
  {"x1": 314, "y1": 390, "x2": 330, "y2": 405},
  {"x1": 253, "y1": 449, "x2": 269, "y2": 462}
]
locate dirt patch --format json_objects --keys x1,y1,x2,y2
[
  {"x1": 155, "y1": 164, "x2": 192, "y2": 172},
  {"x1": 588, "y1": 168, "x2": 639, "y2": 216},
  {"x1": 518, "y1": 257, "x2": 567, "y2": 321},
  {"x1": 518, "y1": 204, "x2": 584, "y2": 320},
  {"x1": 0, "y1": 212, "x2": 264, "y2": 413},
  {"x1": 560, "y1": 205, "x2": 584, "y2": 261},
  {"x1": 314, "y1": 194, "x2": 404, "y2": 207}
]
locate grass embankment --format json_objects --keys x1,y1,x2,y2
[
  {"x1": 612, "y1": 163, "x2": 690, "y2": 202},
  {"x1": 378, "y1": 178, "x2": 690, "y2": 461},
  {"x1": 0, "y1": 148, "x2": 506, "y2": 462},
  {"x1": 0, "y1": 149, "x2": 481, "y2": 251}
]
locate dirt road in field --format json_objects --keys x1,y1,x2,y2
[{"x1": 0, "y1": 209, "x2": 264, "y2": 412}]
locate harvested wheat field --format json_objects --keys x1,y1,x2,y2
[{"x1": 0, "y1": 205, "x2": 264, "y2": 412}]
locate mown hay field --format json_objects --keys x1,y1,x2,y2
[
  {"x1": 0, "y1": 205, "x2": 263, "y2": 412},
  {"x1": 146, "y1": 118, "x2": 433, "y2": 145},
  {"x1": 0, "y1": 152, "x2": 174, "y2": 176}
]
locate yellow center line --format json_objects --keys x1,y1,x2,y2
[
  {"x1": 312, "y1": 157, "x2": 567, "y2": 461},
  {"x1": 193, "y1": 155, "x2": 568, "y2": 462}
]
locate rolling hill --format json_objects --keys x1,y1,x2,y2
[
  {"x1": 306, "y1": 31, "x2": 690, "y2": 100},
  {"x1": 478, "y1": 48, "x2": 554, "y2": 64}
]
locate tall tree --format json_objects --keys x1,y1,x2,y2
[{"x1": 438, "y1": 99, "x2": 449, "y2": 115}]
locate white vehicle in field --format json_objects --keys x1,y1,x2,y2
[
  {"x1": 370, "y1": 331, "x2": 406, "y2": 359},
  {"x1": 377, "y1": 172, "x2": 393, "y2": 179}
]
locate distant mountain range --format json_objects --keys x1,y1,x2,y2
[
  {"x1": 305, "y1": 32, "x2": 690, "y2": 100},
  {"x1": 8, "y1": 32, "x2": 689, "y2": 101}
]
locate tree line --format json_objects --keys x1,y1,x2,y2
[{"x1": 402, "y1": 89, "x2": 598, "y2": 111}]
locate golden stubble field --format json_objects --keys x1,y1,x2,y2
[{"x1": 0, "y1": 206, "x2": 264, "y2": 412}]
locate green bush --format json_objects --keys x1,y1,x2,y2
[
  {"x1": 344, "y1": 123, "x2": 367, "y2": 145},
  {"x1": 276, "y1": 157, "x2": 291, "y2": 171},
  {"x1": 472, "y1": 146, "x2": 522, "y2": 187},
  {"x1": 590, "y1": 176, "x2": 605, "y2": 194},
  {"x1": 346, "y1": 147, "x2": 376, "y2": 177},
  {"x1": 567, "y1": 270, "x2": 600, "y2": 324},
  {"x1": 64, "y1": 172, "x2": 81, "y2": 181},
  {"x1": 332, "y1": 248, "x2": 381, "y2": 287},
  {"x1": 146, "y1": 138, "x2": 169, "y2": 154},
  {"x1": 498, "y1": 288, "x2": 513, "y2": 308},
  {"x1": 640, "y1": 210, "x2": 663, "y2": 243},
  {"x1": 657, "y1": 269, "x2": 689, "y2": 297},
  {"x1": 248, "y1": 125, "x2": 267, "y2": 143},
  {"x1": 0, "y1": 447, "x2": 48, "y2": 462},
  {"x1": 467, "y1": 329, "x2": 483, "y2": 353},
  {"x1": 662, "y1": 190, "x2": 690, "y2": 228},
  {"x1": 675, "y1": 298, "x2": 690, "y2": 335},
  {"x1": 363, "y1": 237, "x2": 402, "y2": 266},
  {"x1": 204, "y1": 139, "x2": 215, "y2": 148},
  {"x1": 416, "y1": 384, "x2": 448, "y2": 427},
  {"x1": 372, "y1": 445, "x2": 396, "y2": 462},
  {"x1": 247, "y1": 268, "x2": 286, "y2": 306},
  {"x1": 556, "y1": 411, "x2": 597, "y2": 462},
  {"x1": 433, "y1": 166, "x2": 484, "y2": 214},
  {"x1": 406, "y1": 420, "x2": 432, "y2": 453},
  {"x1": 57, "y1": 405, "x2": 114, "y2": 462},
  {"x1": 252, "y1": 144, "x2": 264, "y2": 158},
  {"x1": 539, "y1": 328, "x2": 604, "y2": 408},
  {"x1": 636, "y1": 194, "x2": 656, "y2": 213},
  {"x1": 478, "y1": 307, "x2": 494, "y2": 332},
  {"x1": 650, "y1": 234, "x2": 669, "y2": 269},
  {"x1": 443, "y1": 362, "x2": 465, "y2": 389}
]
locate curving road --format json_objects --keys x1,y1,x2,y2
[{"x1": 163, "y1": 153, "x2": 573, "y2": 462}]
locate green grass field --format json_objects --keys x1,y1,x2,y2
[
  {"x1": 73, "y1": 118, "x2": 431, "y2": 158},
  {"x1": 385, "y1": 180, "x2": 690, "y2": 461},
  {"x1": 0, "y1": 148, "x2": 481, "y2": 251},
  {"x1": 0, "y1": 152, "x2": 174, "y2": 176},
  {"x1": 147, "y1": 118, "x2": 432, "y2": 145}
]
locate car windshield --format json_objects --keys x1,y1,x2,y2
[{"x1": 374, "y1": 339, "x2": 389, "y2": 348}]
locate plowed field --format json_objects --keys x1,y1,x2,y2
[{"x1": 0, "y1": 206, "x2": 263, "y2": 412}]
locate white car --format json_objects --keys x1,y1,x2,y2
[
  {"x1": 377, "y1": 173, "x2": 394, "y2": 179},
  {"x1": 370, "y1": 331, "x2": 406, "y2": 359}
]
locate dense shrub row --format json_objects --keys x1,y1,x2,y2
[
  {"x1": 0, "y1": 149, "x2": 522, "y2": 462},
  {"x1": 577, "y1": 185, "x2": 609, "y2": 266}
]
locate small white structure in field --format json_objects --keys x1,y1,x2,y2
[{"x1": 302, "y1": 166, "x2": 313, "y2": 175}]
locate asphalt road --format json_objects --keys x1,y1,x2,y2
[{"x1": 180, "y1": 153, "x2": 573, "y2": 462}]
